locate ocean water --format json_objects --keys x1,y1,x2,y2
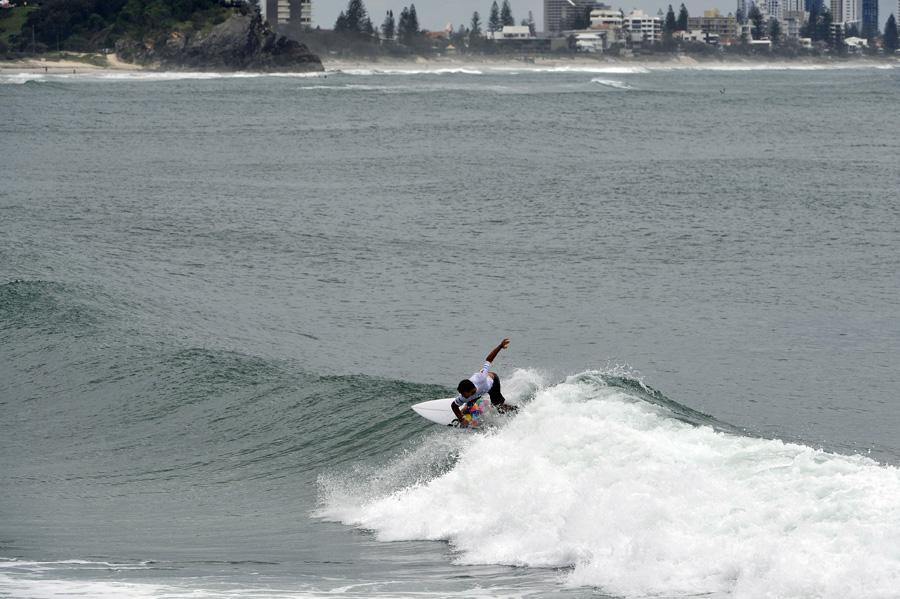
[{"x1": 2, "y1": 62, "x2": 900, "y2": 598}]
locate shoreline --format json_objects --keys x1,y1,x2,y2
[
  {"x1": 2, "y1": 52, "x2": 897, "y2": 75},
  {"x1": 323, "y1": 53, "x2": 900, "y2": 72}
]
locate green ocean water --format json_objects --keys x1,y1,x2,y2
[{"x1": 2, "y1": 63, "x2": 900, "y2": 598}]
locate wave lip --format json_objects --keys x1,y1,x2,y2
[{"x1": 319, "y1": 370, "x2": 900, "y2": 598}]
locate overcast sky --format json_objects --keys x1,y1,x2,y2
[{"x1": 310, "y1": 0, "x2": 899, "y2": 32}]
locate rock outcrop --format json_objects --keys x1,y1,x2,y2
[{"x1": 117, "y1": 13, "x2": 323, "y2": 72}]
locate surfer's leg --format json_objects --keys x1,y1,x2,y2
[
  {"x1": 488, "y1": 374, "x2": 506, "y2": 406},
  {"x1": 489, "y1": 374, "x2": 518, "y2": 413}
]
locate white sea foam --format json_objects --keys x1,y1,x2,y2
[
  {"x1": 0, "y1": 562, "x2": 530, "y2": 598},
  {"x1": 654, "y1": 62, "x2": 898, "y2": 72},
  {"x1": 0, "y1": 70, "x2": 325, "y2": 84},
  {"x1": 334, "y1": 67, "x2": 484, "y2": 76},
  {"x1": 590, "y1": 78, "x2": 633, "y2": 90},
  {"x1": 0, "y1": 73, "x2": 48, "y2": 85},
  {"x1": 95, "y1": 71, "x2": 324, "y2": 81},
  {"x1": 0, "y1": 559, "x2": 155, "y2": 571},
  {"x1": 319, "y1": 370, "x2": 900, "y2": 598},
  {"x1": 513, "y1": 65, "x2": 650, "y2": 75}
]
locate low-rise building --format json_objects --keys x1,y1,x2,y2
[
  {"x1": 487, "y1": 25, "x2": 534, "y2": 40},
  {"x1": 844, "y1": 35, "x2": 868, "y2": 50},
  {"x1": 675, "y1": 29, "x2": 719, "y2": 43},
  {"x1": 590, "y1": 7, "x2": 624, "y2": 29},
  {"x1": 781, "y1": 15, "x2": 803, "y2": 40},
  {"x1": 687, "y1": 9, "x2": 738, "y2": 40},
  {"x1": 623, "y1": 9, "x2": 662, "y2": 44},
  {"x1": 575, "y1": 30, "x2": 610, "y2": 51}
]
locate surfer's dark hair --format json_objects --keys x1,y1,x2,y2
[{"x1": 457, "y1": 379, "x2": 476, "y2": 394}]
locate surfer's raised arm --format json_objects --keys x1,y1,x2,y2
[{"x1": 485, "y1": 338, "x2": 510, "y2": 364}]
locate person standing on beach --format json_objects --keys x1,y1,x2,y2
[{"x1": 451, "y1": 338, "x2": 516, "y2": 427}]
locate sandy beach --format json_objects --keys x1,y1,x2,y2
[{"x1": 0, "y1": 52, "x2": 147, "y2": 74}]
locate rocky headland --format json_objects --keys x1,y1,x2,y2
[{"x1": 115, "y1": 13, "x2": 322, "y2": 72}]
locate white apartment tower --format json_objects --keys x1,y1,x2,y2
[
  {"x1": 262, "y1": 0, "x2": 312, "y2": 28},
  {"x1": 830, "y1": 0, "x2": 860, "y2": 25}
]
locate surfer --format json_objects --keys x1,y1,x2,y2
[{"x1": 452, "y1": 338, "x2": 516, "y2": 427}]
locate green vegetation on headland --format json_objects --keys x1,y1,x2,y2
[
  {"x1": 0, "y1": 4, "x2": 35, "y2": 49},
  {"x1": 1, "y1": 0, "x2": 237, "y2": 54},
  {"x1": 0, "y1": 0, "x2": 322, "y2": 71}
]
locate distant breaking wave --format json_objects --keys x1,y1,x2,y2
[
  {"x1": 318, "y1": 369, "x2": 900, "y2": 598},
  {"x1": 0, "y1": 71, "x2": 325, "y2": 85},
  {"x1": 335, "y1": 67, "x2": 485, "y2": 76},
  {"x1": 590, "y1": 77, "x2": 633, "y2": 90},
  {"x1": 3, "y1": 61, "x2": 896, "y2": 85}
]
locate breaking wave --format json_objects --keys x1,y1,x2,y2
[
  {"x1": 590, "y1": 78, "x2": 633, "y2": 90},
  {"x1": 318, "y1": 370, "x2": 900, "y2": 598}
]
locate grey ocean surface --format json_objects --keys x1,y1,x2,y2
[{"x1": 2, "y1": 64, "x2": 900, "y2": 598}]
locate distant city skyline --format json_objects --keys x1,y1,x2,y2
[{"x1": 310, "y1": 0, "x2": 898, "y2": 31}]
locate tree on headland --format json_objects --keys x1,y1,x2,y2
[
  {"x1": 768, "y1": 17, "x2": 781, "y2": 45},
  {"x1": 572, "y1": 6, "x2": 592, "y2": 29},
  {"x1": 397, "y1": 6, "x2": 409, "y2": 40},
  {"x1": 664, "y1": 5, "x2": 676, "y2": 33},
  {"x1": 663, "y1": 4, "x2": 676, "y2": 42},
  {"x1": 408, "y1": 4, "x2": 419, "y2": 34},
  {"x1": 18, "y1": 0, "x2": 235, "y2": 53},
  {"x1": 676, "y1": 3, "x2": 689, "y2": 31},
  {"x1": 381, "y1": 10, "x2": 395, "y2": 40},
  {"x1": 488, "y1": 1, "x2": 501, "y2": 33},
  {"x1": 451, "y1": 23, "x2": 468, "y2": 49},
  {"x1": 525, "y1": 10, "x2": 535, "y2": 35},
  {"x1": 470, "y1": 10, "x2": 482, "y2": 37},
  {"x1": 817, "y1": 7, "x2": 833, "y2": 45},
  {"x1": 748, "y1": 3, "x2": 764, "y2": 39},
  {"x1": 805, "y1": 2, "x2": 820, "y2": 39},
  {"x1": 500, "y1": 0, "x2": 514, "y2": 27},
  {"x1": 883, "y1": 14, "x2": 898, "y2": 52},
  {"x1": 334, "y1": 0, "x2": 369, "y2": 34},
  {"x1": 396, "y1": 4, "x2": 419, "y2": 45},
  {"x1": 804, "y1": 2, "x2": 834, "y2": 43}
]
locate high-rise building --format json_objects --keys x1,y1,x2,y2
[
  {"x1": 804, "y1": 0, "x2": 823, "y2": 12},
  {"x1": 544, "y1": 0, "x2": 607, "y2": 33},
  {"x1": 262, "y1": 0, "x2": 311, "y2": 29},
  {"x1": 861, "y1": 0, "x2": 878, "y2": 36},
  {"x1": 736, "y1": 0, "x2": 749, "y2": 21},
  {"x1": 831, "y1": 0, "x2": 860, "y2": 25}
]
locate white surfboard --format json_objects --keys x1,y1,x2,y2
[
  {"x1": 412, "y1": 396, "x2": 496, "y2": 427},
  {"x1": 411, "y1": 397, "x2": 459, "y2": 426}
]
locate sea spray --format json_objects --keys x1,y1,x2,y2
[{"x1": 319, "y1": 371, "x2": 900, "y2": 598}]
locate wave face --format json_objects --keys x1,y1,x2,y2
[{"x1": 319, "y1": 370, "x2": 900, "y2": 598}]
